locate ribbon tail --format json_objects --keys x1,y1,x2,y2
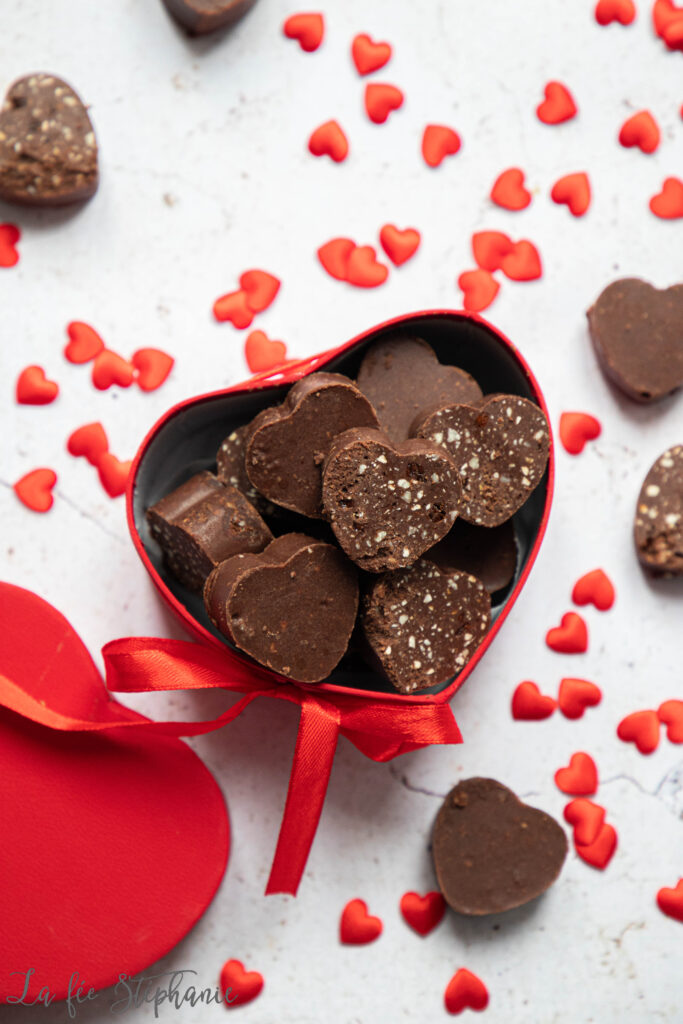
[{"x1": 265, "y1": 700, "x2": 340, "y2": 897}]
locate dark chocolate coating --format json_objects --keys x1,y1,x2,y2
[
  {"x1": 0, "y1": 74, "x2": 98, "y2": 207},
  {"x1": 587, "y1": 278, "x2": 683, "y2": 403},
  {"x1": 322, "y1": 427, "x2": 463, "y2": 572},
  {"x1": 432, "y1": 778, "x2": 568, "y2": 915},
  {"x1": 361, "y1": 560, "x2": 491, "y2": 693},
  {"x1": 414, "y1": 394, "x2": 549, "y2": 527},
  {"x1": 634, "y1": 445, "x2": 683, "y2": 576},
  {"x1": 244, "y1": 372, "x2": 380, "y2": 519},
  {"x1": 204, "y1": 533, "x2": 359, "y2": 683},
  {"x1": 216, "y1": 423, "x2": 276, "y2": 517},
  {"x1": 356, "y1": 334, "x2": 483, "y2": 443},
  {"x1": 161, "y1": 0, "x2": 257, "y2": 34},
  {"x1": 146, "y1": 471, "x2": 272, "y2": 591},
  {"x1": 425, "y1": 518, "x2": 518, "y2": 595}
]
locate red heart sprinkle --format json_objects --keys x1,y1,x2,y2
[
  {"x1": 564, "y1": 797, "x2": 606, "y2": 846},
  {"x1": 595, "y1": 0, "x2": 636, "y2": 24},
  {"x1": 13, "y1": 468, "x2": 57, "y2": 513},
  {"x1": 0, "y1": 223, "x2": 20, "y2": 267},
  {"x1": 245, "y1": 330, "x2": 287, "y2": 374},
  {"x1": 559, "y1": 411, "x2": 601, "y2": 454},
  {"x1": 649, "y1": 177, "x2": 683, "y2": 219},
  {"x1": 471, "y1": 230, "x2": 514, "y2": 272},
  {"x1": 555, "y1": 752, "x2": 599, "y2": 795},
  {"x1": 653, "y1": 0, "x2": 683, "y2": 49},
  {"x1": 219, "y1": 959, "x2": 264, "y2": 1008},
  {"x1": 572, "y1": 569, "x2": 615, "y2": 611},
  {"x1": 537, "y1": 81, "x2": 578, "y2": 125},
  {"x1": 64, "y1": 321, "x2": 105, "y2": 364},
  {"x1": 458, "y1": 269, "x2": 500, "y2": 313},
  {"x1": 558, "y1": 678, "x2": 602, "y2": 719},
  {"x1": 444, "y1": 969, "x2": 489, "y2": 1015},
  {"x1": 619, "y1": 110, "x2": 661, "y2": 154},
  {"x1": 500, "y1": 240, "x2": 542, "y2": 281},
  {"x1": 664, "y1": 16, "x2": 683, "y2": 45},
  {"x1": 16, "y1": 365, "x2": 59, "y2": 405},
  {"x1": 490, "y1": 168, "x2": 532, "y2": 210},
  {"x1": 67, "y1": 422, "x2": 109, "y2": 465},
  {"x1": 365, "y1": 83, "x2": 404, "y2": 124},
  {"x1": 97, "y1": 453, "x2": 132, "y2": 499},
  {"x1": 91, "y1": 350, "x2": 135, "y2": 391},
  {"x1": 658, "y1": 699, "x2": 683, "y2": 743},
  {"x1": 511, "y1": 680, "x2": 557, "y2": 720},
  {"x1": 421, "y1": 124, "x2": 461, "y2": 168},
  {"x1": 551, "y1": 172, "x2": 592, "y2": 216},
  {"x1": 340, "y1": 898, "x2": 383, "y2": 944},
  {"x1": 239, "y1": 269, "x2": 281, "y2": 313},
  {"x1": 379, "y1": 224, "x2": 420, "y2": 266},
  {"x1": 575, "y1": 823, "x2": 617, "y2": 870},
  {"x1": 283, "y1": 12, "x2": 324, "y2": 52},
  {"x1": 617, "y1": 710, "x2": 661, "y2": 754},
  {"x1": 657, "y1": 879, "x2": 683, "y2": 923},
  {"x1": 317, "y1": 237, "x2": 355, "y2": 281},
  {"x1": 399, "y1": 891, "x2": 446, "y2": 937},
  {"x1": 213, "y1": 289, "x2": 255, "y2": 328},
  {"x1": 346, "y1": 245, "x2": 389, "y2": 288},
  {"x1": 308, "y1": 119, "x2": 349, "y2": 162},
  {"x1": 546, "y1": 612, "x2": 588, "y2": 654},
  {"x1": 131, "y1": 348, "x2": 174, "y2": 392},
  {"x1": 351, "y1": 33, "x2": 392, "y2": 75}
]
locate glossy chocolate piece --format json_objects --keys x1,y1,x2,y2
[
  {"x1": 634, "y1": 445, "x2": 683, "y2": 576},
  {"x1": 161, "y1": 0, "x2": 257, "y2": 34},
  {"x1": 425, "y1": 518, "x2": 518, "y2": 596}
]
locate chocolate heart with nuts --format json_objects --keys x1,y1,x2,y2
[
  {"x1": 634, "y1": 445, "x2": 683, "y2": 576},
  {"x1": 0, "y1": 73, "x2": 98, "y2": 206},
  {"x1": 432, "y1": 778, "x2": 568, "y2": 915},
  {"x1": 161, "y1": 0, "x2": 257, "y2": 34}
]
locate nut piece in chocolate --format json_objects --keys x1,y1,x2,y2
[
  {"x1": 356, "y1": 334, "x2": 483, "y2": 443},
  {"x1": 322, "y1": 428, "x2": 463, "y2": 572},
  {"x1": 204, "y1": 533, "x2": 359, "y2": 683},
  {"x1": 587, "y1": 278, "x2": 683, "y2": 403},
  {"x1": 244, "y1": 373, "x2": 380, "y2": 519},
  {"x1": 634, "y1": 445, "x2": 683, "y2": 576},
  {"x1": 0, "y1": 74, "x2": 98, "y2": 207},
  {"x1": 432, "y1": 778, "x2": 568, "y2": 915},
  {"x1": 146, "y1": 471, "x2": 273, "y2": 591},
  {"x1": 361, "y1": 559, "x2": 491, "y2": 692},
  {"x1": 425, "y1": 518, "x2": 518, "y2": 597},
  {"x1": 414, "y1": 394, "x2": 549, "y2": 527},
  {"x1": 161, "y1": 0, "x2": 257, "y2": 34}
]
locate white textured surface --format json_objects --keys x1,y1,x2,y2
[{"x1": 2, "y1": 1, "x2": 682, "y2": 1021}]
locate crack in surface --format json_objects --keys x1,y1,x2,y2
[
  {"x1": 387, "y1": 762, "x2": 447, "y2": 799},
  {"x1": 57, "y1": 491, "x2": 126, "y2": 544}
]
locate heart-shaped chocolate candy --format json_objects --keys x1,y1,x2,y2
[
  {"x1": 162, "y1": 0, "x2": 257, "y2": 34},
  {"x1": 0, "y1": 73, "x2": 98, "y2": 206},
  {"x1": 204, "y1": 533, "x2": 358, "y2": 682},
  {"x1": 634, "y1": 444, "x2": 683, "y2": 576},
  {"x1": 432, "y1": 778, "x2": 568, "y2": 915},
  {"x1": 414, "y1": 395, "x2": 549, "y2": 527},
  {"x1": 322, "y1": 428, "x2": 463, "y2": 572},
  {"x1": 587, "y1": 278, "x2": 683, "y2": 402},
  {"x1": 425, "y1": 518, "x2": 518, "y2": 595}
]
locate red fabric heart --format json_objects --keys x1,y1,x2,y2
[
  {"x1": 15, "y1": 365, "x2": 59, "y2": 405},
  {"x1": 551, "y1": 172, "x2": 591, "y2": 216},
  {"x1": 649, "y1": 177, "x2": 683, "y2": 220},
  {"x1": 559, "y1": 412, "x2": 601, "y2": 455},
  {"x1": 511, "y1": 680, "x2": 557, "y2": 720},
  {"x1": 546, "y1": 613, "x2": 588, "y2": 654},
  {"x1": 245, "y1": 330, "x2": 288, "y2": 374},
  {"x1": 421, "y1": 124, "x2": 461, "y2": 167},
  {"x1": 657, "y1": 879, "x2": 683, "y2": 922},
  {"x1": 365, "y1": 83, "x2": 404, "y2": 124},
  {"x1": 555, "y1": 752, "x2": 598, "y2": 795},
  {"x1": 399, "y1": 891, "x2": 446, "y2": 936},
  {"x1": 282, "y1": 12, "x2": 324, "y2": 52},
  {"x1": 490, "y1": 167, "x2": 531, "y2": 210},
  {"x1": 308, "y1": 120, "x2": 349, "y2": 162},
  {"x1": 471, "y1": 230, "x2": 514, "y2": 272},
  {"x1": 572, "y1": 569, "x2": 615, "y2": 611},
  {"x1": 213, "y1": 289, "x2": 255, "y2": 328},
  {"x1": 444, "y1": 969, "x2": 489, "y2": 1014},
  {"x1": 564, "y1": 797, "x2": 606, "y2": 846},
  {"x1": 619, "y1": 110, "x2": 661, "y2": 154},
  {"x1": 346, "y1": 245, "x2": 389, "y2": 288},
  {"x1": 617, "y1": 710, "x2": 661, "y2": 754},
  {"x1": 132, "y1": 348, "x2": 174, "y2": 392},
  {"x1": 240, "y1": 270, "x2": 281, "y2": 313},
  {"x1": 379, "y1": 224, "x2": 420, "y2": 266},
  {"x1": 352, "y1": 33, "x2": 392, "y2": 75},
  {"x1": 558, "y1": 677, "x2": 602, "y2": 719},
  {"x1": 575, "y1": 823, "x2": 617, "y2": 870},
  {"x1": 500, "y1": 240, "x2": 542, "y2": 281},
  {"x1": 13, "y1": 468, "x2": 57, "y2": 513},
  {"x1": 658, "y1": 700, "x2": 683, "y2": 743},
  {"x1": 340, "y1": 898, "x2": 383, "y2": 944},
  {"x1": 317, "y1": 237, "x2": 355, "y2": 281},
  {"x1": 91, "y1": 350, "x2": 135, "y2": 391},
  {"x1": 219, "y1": 959, "x2": 264, "y2": 1007},
  {"x1": 97, "y1": 452, "x2": 132, "y2": 498},
  {"x1": 64, "y1": 321, "x2": 105, "y2": 364},
  {"x1": 595, "y1": 0, "x2": 636, "y2": 24},
  {"x1": 537, "y1": 81, "x2": 578, "y2": 124},
  {"x1": 458, "y1": 269, "x2": 500, "y2": 313},
  {"x1": 0, "y1": 222, "x2": 20, "y2": 267},
  {"x1": 67, "y1": 422, "x2": 109, "y2": 465}
]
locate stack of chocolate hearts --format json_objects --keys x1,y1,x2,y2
[{"x1": 146, "y1": 334, "x2": 550, "y2": 691}]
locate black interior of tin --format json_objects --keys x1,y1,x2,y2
[{"x1": 133, "y1": 314, "x2": 550, "y2": 696}]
